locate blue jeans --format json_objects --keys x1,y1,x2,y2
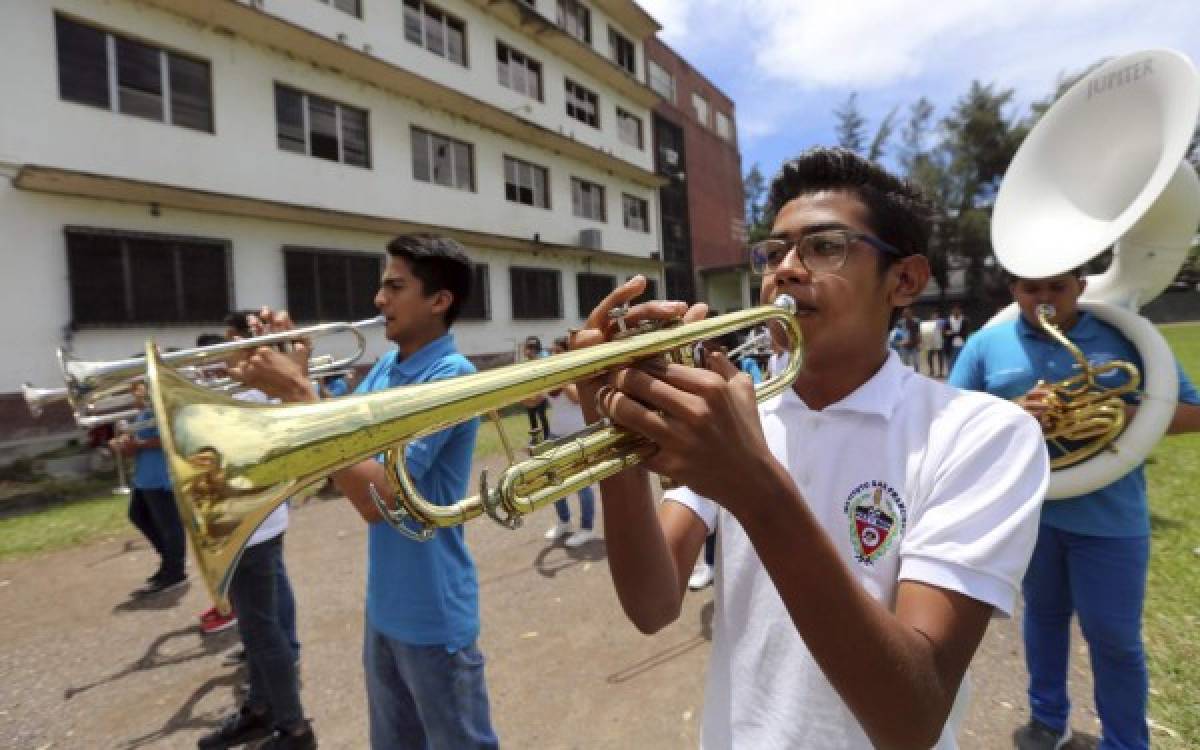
[
  {"x1": 1023, "y1": 526, "x2": 1150, "y2": 750},
  {"x1": 128, "y1": 487, "x2": 186, "y2": 578},
  {"x1": 552, "y1": 485, "x2": 595, "y2": 529},
  {"x1": 275, "y1": 551, "x2": 300, "y2": 661},
  {"x1": 363, "y1": 624, "x2": 498, "y2": 750},
  {"x1": 229, "y1": 534, "x2": 305, "y2": 728}
]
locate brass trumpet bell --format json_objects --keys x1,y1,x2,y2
[{"x1": 148, "y1": 298, "x2": 804, "y2": 612}]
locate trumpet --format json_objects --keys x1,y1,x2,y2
[
  {"x1": 148, "y1": 297, "x2": 803, "y2": 612},
  {"x1": 31, "y1": 316, "x2": 383, "y2": 414}
]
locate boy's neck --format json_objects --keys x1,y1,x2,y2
[{"x1": 397, "y1": 324, "x2": 449, "y2": 358}]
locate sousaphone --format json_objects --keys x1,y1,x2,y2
[{"x1": 989, "y1": 49, "x2": 1200, "y2": 499}]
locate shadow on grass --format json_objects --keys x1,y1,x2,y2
[{"x1": 1150, "y1": 512, "x2": 1185, "y2": 533}]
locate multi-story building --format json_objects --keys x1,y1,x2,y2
[
  {"x1": 644, "y1": 37, "x2": 748, "y2": 312},
  {"x1": 0, "y1": 0, "x2": 667, "y2": 441}
]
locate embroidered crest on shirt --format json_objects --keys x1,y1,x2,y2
[{"x1": 844, "y1": 481, "x2": 907, "y2": 566}]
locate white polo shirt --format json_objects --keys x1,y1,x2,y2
[
  {"x1": 234, "y1": 389, "x2": 289, "y2": 547},
  {"x1": 666, "y1": 351, "x2": 1047, "y2": 750}
]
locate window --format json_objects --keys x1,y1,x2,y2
[
  {"x1": 692, "y1": 93, "x2": 710, "y2": 127},
  {"x1": 458, "y1": 264, "x2": 491, "y2": 321},
  {"x1": 565, "y1": 79, "x2": 599, "y2": 128},
  {"x1": 318, "y1": 0, "x2": 361, "y2": 17},
  {"x1": 622, "y1": 194, "x2": 649, "y2": 233},
  {"x1": 576, "y1": 273, "x2": 615, "y2": 317},
  {"x1": 572, "y1": 178, "x2": 606, "y2": 221},
  {"x1": 65, "y1": 228, "x2": 230, "y2": 326},
  {"x1": 284, "y1": 248, "x2": 383, "y2": 322},
  {"x1": 608, "y1": 27, "x2": 635, "y2": 75},
  {"x1": 557, "y1": 0, "x2": 591, "y2": 44},
  {"x1": 716, "y1": 111, "x2": 733, "y2": 141},
  {"x1": 504, "y1": 156, "x2": 550, "y2": 208},
  {"x1": 510, "y1": 267, "x2": 562, "y2": 319},
  {"x1": 496, "y1": 42, "x2": 542, "y2": 101},
  {"x1": 629, "y1": 276, "x2": 658, "y2": 305},
  {"x1": 412, "y1": 127, "x2": 475, "y2": 191},
  {"x1": 403, "y1": 0, "x2": 467, "y2": 66},
  {"x1": 647, "y1": 60, "x2": 674, "y2": 102},
  {"x1": 55, "y1": 16, "x2": 213, "y2": 132},
  {"x1": 617, "y1": 108, "x2": 643, "y2": 149},
  {"x1": 275, "y1": 84, "x2": 370, "y2": 167}
]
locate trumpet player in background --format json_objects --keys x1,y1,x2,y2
[
  {"x1": 949, "y1": 269, "x2": 1200, "y2": 750},
  {"x1": 573, "y1": 148, "x2": 1048, "y2": 749},
  {"x1": 228, "y1": 235, "x2": 499, "y2": 750},
  {"x1": 110, "y1": 378, "x2": 188, "y2": 599}
]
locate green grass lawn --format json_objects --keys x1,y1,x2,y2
[{"x1": 1143, "y1": 322, "x2": 1200, "y2": 748}]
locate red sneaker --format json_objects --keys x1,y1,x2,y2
[{"x1": 200, "y1": 608, "x2": 238, "y2": 635}]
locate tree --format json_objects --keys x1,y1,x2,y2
[
  {"x1": 834, "y1": 92, "x2": 867, "y2": 154},
  {"x1": 868, "y1": 105, "x2": 899, "y2": 162},
  {"x1": 743, "y1": 164, "x2": 770, "y2": 243}
]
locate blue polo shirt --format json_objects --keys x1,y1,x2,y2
[
  {"x1": 354, "y1": 333, "x2": 481, "y2": 648},
  {"x1": 948, "y1": 312, "x2": 1199, "y2": 537},
  {"x1": 739, "y1": 357, "x2": 763, "y2": 385},
  {"x1": 132, "y1": 408, "x2": 171, "y2": 490}
]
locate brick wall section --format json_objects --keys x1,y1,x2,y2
[{"x1": 644, "y1": 37, "x2": 746, "y2": 272}]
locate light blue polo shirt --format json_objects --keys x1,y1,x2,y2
[
  {"x1": 354, "y1": 333, "x2": 481, "y2": 648},
  {"x1": 132, "y1": 408, "x2": 171, "y2": 490},
  {"x1": 949, "y1": 312, "x2": 1199, "y2": 537}
]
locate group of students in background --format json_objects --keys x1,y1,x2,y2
[{"x1": 890, "y1": 304, "x2": 971, "y2": 377}]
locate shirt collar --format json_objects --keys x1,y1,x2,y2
[
  {"x1": 1017, "y1": 310, "x2": 1101, "y2": 342},
  {"x1": 763, "y1": 350, "x2": 909, "y2": 419},
  {"x1": 389, "y1": 333, "x2": 457, "y2": 377}
]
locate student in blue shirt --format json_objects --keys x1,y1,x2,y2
[
  {"x1": 949, "y1": 269, "x2": 1200, "y2": 750},
  {"x1": 232, "y1": 235, "x2": 496, "y2": 749},
  {"x1": 110, "y1": 380, "x2": 187, "y2": 598}
]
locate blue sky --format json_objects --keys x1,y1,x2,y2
[{"x1": 638, "y1": 0, "x2": 1200, "y2": 184}]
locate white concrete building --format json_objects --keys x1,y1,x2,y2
[{"x1": 0, "y1": 0, "x2": 666, "y2": 436}]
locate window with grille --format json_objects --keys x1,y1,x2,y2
[
  {"x1": 692, "y1": 93, "x2": 710, "y2": 127},
  {"x1": 565, "y1": 79, "x2": 599, "y2": 128},
  {"x1": 608, "y1": 27, "x2": 635, "y2": 75},
  {"x1": 571, "y1": 178, "x2": 606, "y2": 221},
  {"x1": 55, "y1": 15, "x2": 213, "y2": 133},
  {"x1": 317, "y1": 0, "x2": 361, "y2": 17},
  {"x1": 556, "y1": 0, "x2": 591, "y2": 44},
  {"x1": 275, "y1": 84, "x2": 370, "y2": 167},
  {"x1": 576, "y1": 273, "x2": 615, "y2": 317},
  {"x1": 647, "y1": 60, "x2": 674, "y2": 102},
  {"x1": 284, "y1": 248, "x2": 383, "y2": 322},
  {"x1": 504, "y1": 156, "x2": 550, "y2": 208},
  {"x1": 496, "y1": 42, "x2": 542, "y2": 101},
  {"x1": 458, "y1": 264, "x2": 491, "y2": 321},
  {"x1": 65, "y1": 228, "x2": 230, "y2": 326},
  {"x1": 622, "y1": 194, "x2": 649, "y2": 233},
  {"x1": 716, "y1": 111, "x2": 734, "y2": 141},
  {"x1": 403, "y1": 0, "x2": 468, "y2": 66},
  {"x1": 412, "y1": 127, "x2": 475, "y2": 191},
  {"x1": 617, "y1": 108, "x2": 643, "y2": 149},
  {"x1": 510, "y1": 267, "x2": 562, "y2": 319}
]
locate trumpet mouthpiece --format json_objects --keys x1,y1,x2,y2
[
  {"x1": 1037, "y1": 304, "x2": 1058, "y2": 320},
  {"x1": 774, "y1": 294, "x2": 797, "y2": 314}
]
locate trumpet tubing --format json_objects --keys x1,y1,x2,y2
[{"x1": 149, "y1": 298, "x2": 803, "y2": 611}]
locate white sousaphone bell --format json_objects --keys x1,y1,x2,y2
[{"x1": 988, "y1": 49, "x2": 1200, "y2": 499}]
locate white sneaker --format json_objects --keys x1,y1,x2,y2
[
  {"x1": 688, "y1": 563, "x2": 714, "y2": 590},
  {"x1": 565, "y1": 528, "x2": 597, "y2": 548},
  {"x1": 544, "y1": 522, "x2": 572, "y2": 541}
]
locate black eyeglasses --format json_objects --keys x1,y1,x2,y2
[{"x1": 749, "y1": 229, "x2": 905, "y2": 275}]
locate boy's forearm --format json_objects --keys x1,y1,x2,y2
[{"x1": 599, "y1": 468, "x2": 686, "y2": 634}]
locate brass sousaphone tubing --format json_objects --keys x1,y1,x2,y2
[{"x1": 148, "y1": 297, "x2": 802, "y2": 611}]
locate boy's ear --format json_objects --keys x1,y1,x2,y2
[
  {"x1": 429, "y1": 289, "x2": 453, "y2": 318},
  {"x1": 890, "y1": 255, "x2": 931, "y2": 307}
]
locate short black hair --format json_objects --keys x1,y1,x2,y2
[
  {"x1": 386, "y1": 234, "x2": 472, "y2": 326},
  {"x1": 224, "y1": 310, "x2": 258, "y2": 338},
  {"x1": 196, "y1": 333, "x2": 224, "y2": 347},
  {"x1": 766, "y1": 147, "x2": 933, "y2": 260}
]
